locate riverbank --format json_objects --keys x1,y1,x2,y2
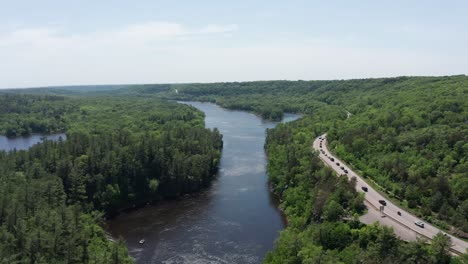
[{"x1": 107, "y1": 102, "x2": 300, "y2": 263}]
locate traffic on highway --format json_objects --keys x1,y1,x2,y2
[{"x1": 313, "y1": 134, "x2": 468, "y2": 255}]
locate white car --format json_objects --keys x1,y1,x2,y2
[{"x1": 415, "y1": 221, "x2": 425, "y2": 228}]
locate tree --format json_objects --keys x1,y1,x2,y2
[
  {"x1": 429, "y1": 233, "x2": 451, "y2": 264},
  {"x1": 323, "y1": 200, "x2": 343, "y2": 222}
]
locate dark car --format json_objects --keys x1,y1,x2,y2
[
  {"x1": 340, "y1": 166, "x2": 345, "y2": 170},
  {"x1": 414, "y1": 221, "x2": 425, "y2": 228},
  {"x1": 379, "y1": 200, "x2": 387, "y2": 206},
  {"x1": 361, "y1": 186, "x2": 368, "y2": 192},
  {"x1": 336, "y1": 162, "x2": 340, "y2": 166},
  {"x1": 344, "y1": 169, "x2": 348, "y2": 173},
  {"x1": 330, "y1": 157, "x2": 335, "y2": 161}
]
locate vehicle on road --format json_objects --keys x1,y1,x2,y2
[
  {"x1": 336, "y1": 162, "x2": 340, "y2": 166},
  {"x1": 415, "y1": 221, "x2": 425, "y2": 228},
  {"x1": 314, "y1": 136, "x2": 468, "y2": 254},
  {"x1": 442, "y1": 233, "x2": 451, "y2": 241}
]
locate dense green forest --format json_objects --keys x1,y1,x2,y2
[
  {"x1": 0, "y1": 94, "x2": 77, "y2": 137},
  {"x1": 119, "y1": 75, "x2": 468, "y2": 261},
  {"x1": 154, "y1": 75, "x2": 468, "y2": 235},
  {"x1": 2, "y1": 75, "x2": 466, "y2": 262},
  {"x1": 263, "y1": 115, "x2": 460, "y2": 263},
  {"x1": 326, "y1": 78, "x2": 468, "y2": 234},
  {"x1": 0, "y1": 94, "x2": 222, "y2": 263}
]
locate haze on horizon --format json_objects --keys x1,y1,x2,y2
[{"x1": 1, "y1": 0, "x2": 467, "y2": 89}]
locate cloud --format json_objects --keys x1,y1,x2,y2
[
  {"x1": 198, "y1": 24, "x2": 238, "y2": 34},
  {"x1": 0, "y1": 27, "x2": 60, "y2": 47},
  {"x1": 0, "y1": 22, "x2": 241, "y2": 88},
  {"x1": 0, "y1": 22, "x2": 238, "y2": 48},
  {"x1": 0, "y1": 21, "x2": 466, "y2": 89}
]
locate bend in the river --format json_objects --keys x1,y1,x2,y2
[{"x1": 107, "y1": 102, "x2": 300, "y2": 264}]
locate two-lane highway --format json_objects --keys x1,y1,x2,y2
[{"x1": 313, "y1": 134, "x2": 468, "y2": 255}]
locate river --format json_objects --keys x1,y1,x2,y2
[
  {"x1": 0, "y1": 133, "x2": 66, "y2": 151},
  {"x1": 107, "y1": 102, "x2": 300, "y2": 264}
]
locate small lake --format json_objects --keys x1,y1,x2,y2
[
  {"x1": 107, "y1": 102, "x2": 300, "y2": 264},
  {"x1": 0, "y1": 133, "x2": 67, "y2": 151}
]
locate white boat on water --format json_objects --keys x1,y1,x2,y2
[{"x1": 139, "y1": 239, "x2": 145, "y2": 245}]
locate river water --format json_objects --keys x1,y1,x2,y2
[
  {"x1": 107, "y1": 102, "x2": 299, "y2": 264},
  {"x1": 0, "y1": 133, "x2": 66, "y2": 151}
]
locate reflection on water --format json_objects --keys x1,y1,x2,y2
[{"x1": 107, "y1": 102, "x2": 300, "y2": 264}]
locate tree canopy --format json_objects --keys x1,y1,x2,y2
[
  {"x1": 0, "y1": 95, "x2": 222, "y2": 263},
  {"x1": 132, "y1": 75, "x2": 468, "y2": 262},
  {"x1": 155, "y1": 75, "x2": 468, "y2": 234}
]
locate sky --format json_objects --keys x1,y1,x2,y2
[{"x1": 0, "y1": 0, "x2": 467, "y2": 88}]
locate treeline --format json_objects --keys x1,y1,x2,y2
[
  {"x1": 126, "y1": 75, "x2": 468, "y2": 260},
  {"x1": 0, "y1": 94, "x2": 77, "y2": 137},
  {"x1": 148, "y1": 75, "x2": 468, "y2": 233},
  {"x1": 141, "y1": 81, "x2": 335, "y2": 120},
  {"x1": 326, "y1": 76, "x2": 468, "y2": 234},
  {"x1": 264, "y1": 115, "x2": 461, "y2": 264},
  {"x1": 4, "y1": 75, "x2": 467, "y2": 261},
  {"x1": 0, "y1": 95, "x2": 222, "y2": 263}
]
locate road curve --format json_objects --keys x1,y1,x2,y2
[{"x1": 313, "y1": 134, "x2": 468, "y2": 255}]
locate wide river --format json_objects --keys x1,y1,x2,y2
[{"x1": 107, "y1": 102, "x2": 300, "y2": 264}]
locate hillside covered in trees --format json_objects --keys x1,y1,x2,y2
[
  {"x1": 264, "y1": 114, "x2": 459, "y2": 263},
  {"x1": 2, "y1": 75, "x2": 466, "y2": 262},
  {"x1": 156, "y1": 76, "x2": 468, "y2": 233},
  {"x1": 0, "y1": 95, "x2": 222, "y2": 263},
  {"x1": 126, "y1": 75, "x2": 467, "y2": 261}
]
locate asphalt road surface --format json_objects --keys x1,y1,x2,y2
[{"x1": 313, "y1": 134, "x2": 468, "y2": 255}]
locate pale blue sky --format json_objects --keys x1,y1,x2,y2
[{"x1": 1, "y1": 0, "x2": 467, "y2": 88}]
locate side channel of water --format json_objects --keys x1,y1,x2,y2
[{"x1": 0, "y1": 133, "x2": 66, "y2": 152}]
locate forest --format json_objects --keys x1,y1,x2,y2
[
  {"x1": 158, "y1": 75, "x2": 468, "y2": 234},
  {"x1": 0, "y1": 94, "x2": 76, "y2": 137},
  {"x1": 0, "y1": 94, "x2": 222, "y2": 263},
  {"x1": 263, "y1": 114, "x2": 459, "y2": 263},
  {"x1": 135, "y1": 75, "x2": 468, "y2": 261},
  {"x1": 1, "y1": 75, "x2": 466, "y2": 263}
]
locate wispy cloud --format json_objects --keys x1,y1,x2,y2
[
  {"x1": 0, "y1": 22, "x2": 239, "y2": 48},
  {"x1": 198, "y1": 24, "x2": 238, "y2": 34},
  {"x1": 0, "y1": 20, "x2": 465, "y2": 89},
  {"x1": 0, "y1": 22, "x2": 238, "y2": 88}
]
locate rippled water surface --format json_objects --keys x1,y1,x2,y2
[{"x1": 107, "y1": 102, "x2": 299, "y2": 264}]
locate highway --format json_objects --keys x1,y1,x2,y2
[{"x1": 313, "y1": 134, "x2": 468, "y2": 255}]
